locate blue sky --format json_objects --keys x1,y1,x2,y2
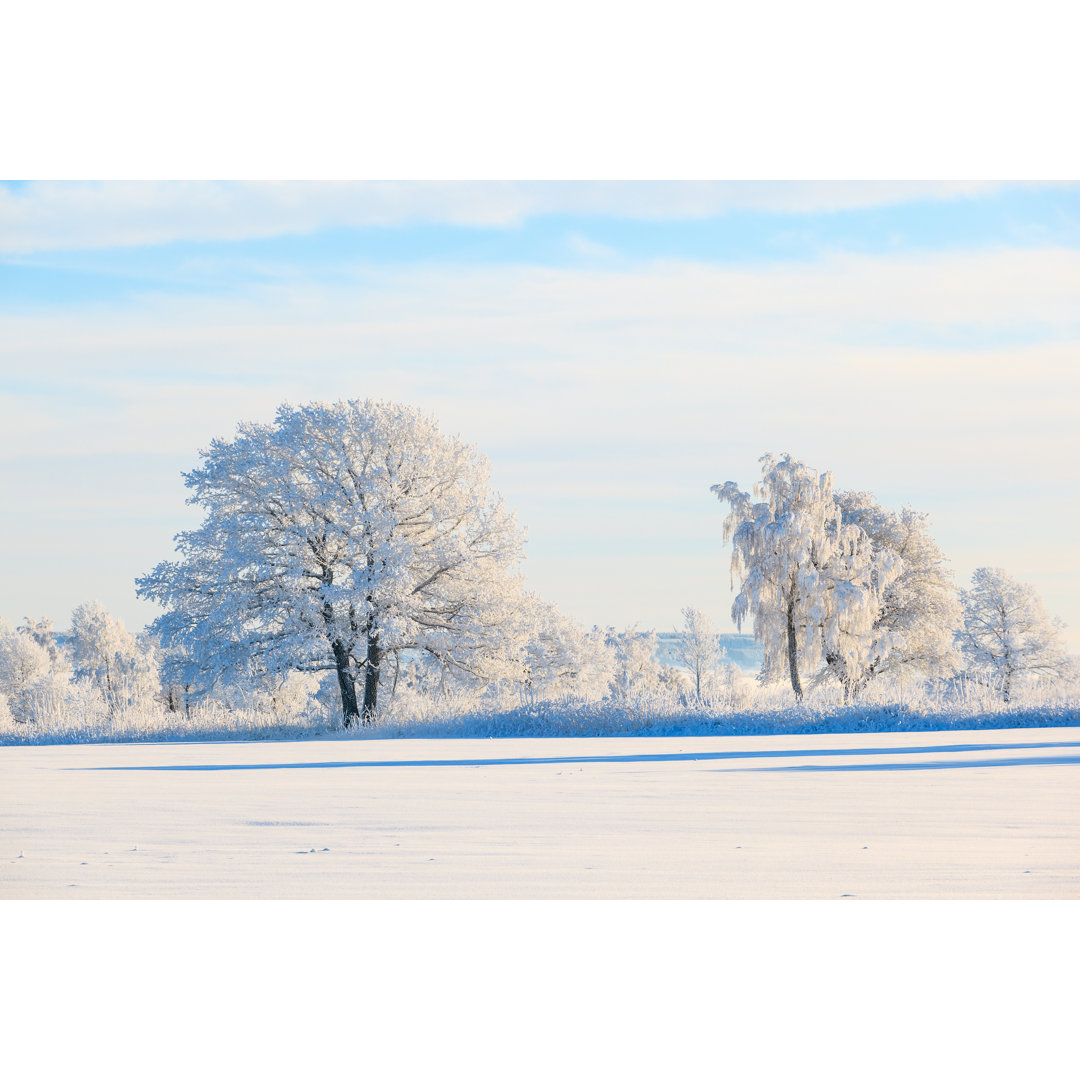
[
  {"x1": 1, "y1": 181, "x2": 1078, "y2": 649},
  {"x1": 4, "y1": 183, "x2": 1080, "y2": 307}
]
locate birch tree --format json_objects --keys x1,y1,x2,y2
[
  {"x1": 606, "y1": 627, "x2": 665, "y2": 702},
  {"x1": 673, "y1": 606, "x2": 725, "y2": 702},
  {"x1": 959, "y1": 567, "x2": 1067, "y2": 702},
  {"x1": 137, "y1": 399, "x2": 528, "y2": 725},
  {"x1": 830, "y1": 492, "x2": 961, "y2": 694},
  {"x1": 712, "y1": 454, "x2": 900, "y2": 701}
]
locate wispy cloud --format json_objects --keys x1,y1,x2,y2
[
  {"x1": 4, "y1": 246, "x2": 1078, "y2": 465},
  {"x1": 0, "y1": 180, "x2": 1029, "y2": 254}
]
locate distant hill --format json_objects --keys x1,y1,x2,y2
[{"x1": 655, "y1": 631, "x2": 763, "y2": 673}]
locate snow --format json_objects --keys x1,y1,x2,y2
[{"x1": 4, "y1": 726, "x2": 1078, "y2": 898}]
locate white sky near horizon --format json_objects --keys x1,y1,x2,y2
[{"x1": 2, "y1": 182, "x2": 1079, "y2": 649}]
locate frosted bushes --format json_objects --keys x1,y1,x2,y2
[
  {"x1": 946, "y1": 668, "x2": 1079, "y2": 712},
  {"x1": 0, "y1": 610, "x2": 175, "y2": 734},
  {"x1": 688, "y1": 663, "x2": 752, "y2": 711},
  {"x1": 0, "y1": 677, "x2": 157, "y2": 742},
  {"x1": 377, "y1": 682, "x2": 487, "y2": 726},
  {"x1": 0, "y1": 671, "x2": 74, "y2": 728},
  {"x1": 352, "y1": 696, "x2": 1080, "y2": 741},
  {"x1": 0, "y1": 619, "x2": 74, "y2": 727},
  {"x1": 2, "y1": 677, "x2": 1077, "y2": 745},
  {"x1": 0, "y1": 696, "x2": 329, "y2": 746},
  {"x1": 216, "y1": 669, "x2": 326, "y2": 723},
  {"x1": 0, "y1": 615, "x2": 334, "y2": 743},
  {"x1": 358, "y1": 674, "x2": 1078, "y2": 740},
  {"x1": 267, "y1": 671, "x2": 325, "y2": 721}
]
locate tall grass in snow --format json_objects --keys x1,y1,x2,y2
[{"x1": 2, "y1": 669, "x2": 1077, "y2": 745}]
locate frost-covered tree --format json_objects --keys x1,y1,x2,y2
[
  {"x1": 215, "y1": 658, "x2": 324, "y2": 722},
  {"x1": 673, "y1": 607, "x2": 725, "y2": 702},
  {"x1": 514, "y1": 599, "x2": 615, "y2": 703},
  {"x1": 17, "y1": 617, "x2": 67, "y2": 670},
  {"x1": 0, "y1": 617, "x2": 71, "y2": 725},
  {"x1": 375, "y1": 594, "x2": 612, "y2": 707},
  {"x1": 712, "y1": 454, "x2": 901, "y2": 702},
  {"x1": 137, "y1": 399, "x2": 529, "y2": 725},
  {"x1": 0, "y1": 618, "x2": 53, "y2": 723},
  {"x1": 959, "y1": 567, "x2": 1067, "y2": 702},
  {"x1": 606, "y1": 626, "x2": 666, "y2": 701},
  {"x1": 68, "y1": 601, "x2": 161, "y2": 715},
  {"x1": 830, "y1": 492, "x2": 962, "y2": 694}
]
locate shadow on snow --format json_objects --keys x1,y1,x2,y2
[
  {"x1": 747, "y1": 754, "x2": 1080, "y2": 772},
  {"x1": 76, "y1": 739, "x2": 1080, "y2": 773}
]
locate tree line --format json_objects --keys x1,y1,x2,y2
[
  {"x1": 714, "y1": 453, "x2": 1067, "y2": 705},
  {"x1": 1, "y1": 401, "x2": 1070, "y2": 730}
]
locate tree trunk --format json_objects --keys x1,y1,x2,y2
[
  {"x1": 848, "y1": 673, "x2": 868, "y2": 702},
  {"x1": 825, "y1": 653, "x2": 858, "y2": 704},
  {"x1": 332, "y1": 639, "x2": 360, "y2": 726},
  {"x1": 104, "y1": 658, "x2": 116, "y2": 717},
  {"x1": 786, "y1": 597, "x2": 803, "y2": 701},
  {"x1": 390, "y1": 651, "x2": 401, "y2": 700},
  {"x1": 362, "y1": 632, "x2": 381, "y2": 724}
]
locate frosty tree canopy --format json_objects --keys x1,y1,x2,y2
[
  {"x1": 712, "y1": 453, "x2": 945, "y2": 702},
  {"x1": 959, "y1": 567, "x2": 1067, "y2": 702},
  {"x1": 137, "y1": 399, "x2": 534, "y2": 725}
]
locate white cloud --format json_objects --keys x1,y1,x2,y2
[
  {"x1": 4, "y1": 246, "x2": 1078, "y2": 487},
  {"x1": 0, "y1": 180, "x2": 1027, "y2": 254}
]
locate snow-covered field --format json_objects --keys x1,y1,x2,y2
[{"x1": 4, "y1": 726, "x2": 1079, "y2": 899}]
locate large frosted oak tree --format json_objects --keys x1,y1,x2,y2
[{"x1": 137, "y1": 399, "x2": 528, "y2": 725}]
